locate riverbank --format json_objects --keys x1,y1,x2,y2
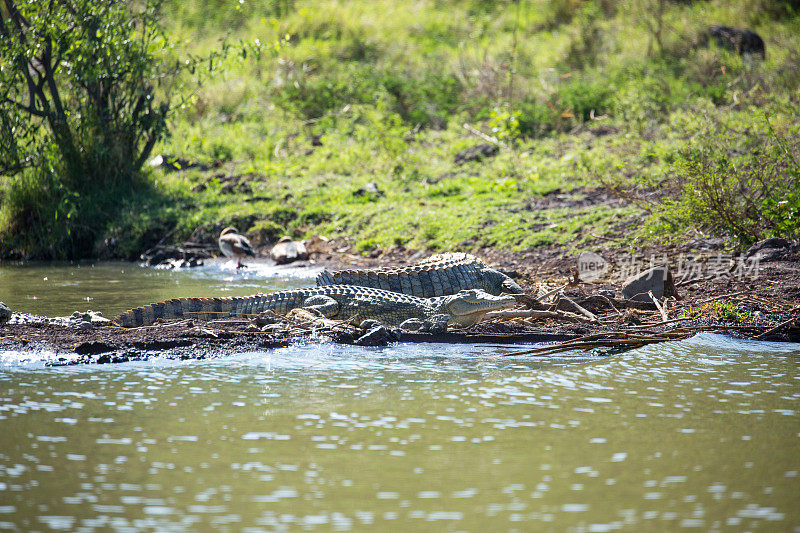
[{"x1": 2, "y1": 244, "x2": 797, "y2": 364}]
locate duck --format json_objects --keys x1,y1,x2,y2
[{"x1": 218, "y1": 227, "x2": 256, "y2": 269}]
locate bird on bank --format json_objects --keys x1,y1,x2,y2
[{"x1": 218, "y1": 227, "x2": 256, "y2": 269}]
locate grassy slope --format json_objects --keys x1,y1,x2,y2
[{"x1": 141, "y1": 0, "x2": 799, "y2": 256}]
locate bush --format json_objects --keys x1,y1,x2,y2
[
  {"x1": 559, "y1": 79, "x2": 613, "y2": 121},
  {"x1": 662, "y1": 116, "x2": 800, "y2": 244},
  {"x1": 0, "y1": 0, "x2": 229, "y2": 258},
  {"x1": 516, "y1": 100, "x2": 557, "y2": 138}
]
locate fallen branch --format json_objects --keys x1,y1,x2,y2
[
  {"x1": 559, "y1": 293, "x2": 599, "y2": 323},
  {"x1": 695, "y1": 291, "x2": 748, "y2": 305},
  {"x1": 483, "y1": 309, "x2": 592, "y2": 323},
  {"x1": 462, "y1": 123, "x2": 503, "y2": 146},
  {"x1": 627, "y1": 317, "x2": 694, "y2": 329},
  {"x1": 649, "y1": 291, "x2": 669, "y2": 322},
  {"x1": 751, "y1": 316, "x2": 800, "y2": 340}
]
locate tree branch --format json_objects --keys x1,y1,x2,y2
[{"x1": 3, "y1": 96, "x2": 54, "y2": 118}]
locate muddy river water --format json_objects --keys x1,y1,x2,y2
[{"x1": 1, "y1": 262, "x2": 799, "y2": 531}]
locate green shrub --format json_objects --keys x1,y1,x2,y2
[
  {"x1": 0, "y1": 0, "x2": 218, "y2": 258},
  {"x1": 516, "y1": 101, "x2": 557, "y2": 138},
  {"x1": 559, "y1": 79, "x2": 613, "y2": 121},
  {"x1": 662, "y1": 116, "x2": 800, "y2": 244}
]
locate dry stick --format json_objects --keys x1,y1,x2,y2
[
  {"x1": 462, "y1": 123, "x2": 503, "y2": 146},
  {"x1": 536, "y1": 281, "x2": 572, "y2": 304},
  {"x1": 695, "y1": 291, "x2": 748, "y2": 305},
  {"x1": 649, "y1": 291, "x2": 669, "y2": 322},
  {"x1": 483, "y1": 309, "x2": 592, "y2": 323},
  {"x1": 594, "y1": 294, "x2": 622, "y2": 316},
  {"x1": 502, "y1": 329, "x2": 696, "y2": 357},
  {"x1": 559, "y1": 292, "x2": 599, "y2": 323},
  {"x1": 511, "y1": 293, "x2": 544, "y2": 309},
  {"x1": 507, "y1": 336, "x2": 678, "y2": 357},
  {"x1": 502, "y1": 333, "x2": 624, "y2": 356},
  {"x1": 751, "y1": 316, "x2": 800, "y2": 340},
  {"x1": 540, "y1": 272, "x2": 582, "y2": 304},
  {"x1": 627, "y1": 317, "x2": 694, "y2": 329}
]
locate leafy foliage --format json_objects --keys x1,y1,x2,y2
[
  {"x1": 667, "y1": 116, "x2": 800, "y2": 244},
  {"x1": 2, "y1": 0, "x2": 800, "y2": 258},
  {"x1": 0, "y1": 0, "x2": 255, "y2": 258},
  {"x1": 0, "y1": 0, "x2": 176, "y2": 182}
]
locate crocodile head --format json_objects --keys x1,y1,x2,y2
[
  {"x1": 481, "y1": 268, "x2": 524, "y2": 295},
  {"x1": 437, "y1": 289, "x2": 517, "y2": 327}
]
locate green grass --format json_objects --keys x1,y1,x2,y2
[{"x1": 3, "y1": 0, "x2": 799, "y2": 258}]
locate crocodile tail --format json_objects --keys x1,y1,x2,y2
[{"x1": 114, "y1": 297, "x2": 241, "y2": 327}]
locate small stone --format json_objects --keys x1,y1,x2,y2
[
  {"x1": 399, "y1": 318, "x2": 424, "y2": 331},
  {"x1": 746, "y1": 238, "x2": 792, "y2": 262},
  {"x1": 270, "y1": 237, "x2": 308, "y2": 265},
  {"x1": 621, "y1": 266, "x2": 679, "y2": 302},
  {"x1": 454, "y1": 144, "x2": 499, "y2": 165},
  {"x1": 420, "y1": 314, "x2": 450, "y2": 334},
  {"x1": 86, "y1": 311, "x2": 110, "y2": 324},
  {"x1": 355, "y1": 326, "x2": 392, "y2": 346},
  {"x1": 253, "y1": 314, "x2": 280, "y2": 327},
  {"x1": 359, "y1": 319, "x2": 382, "y2": 331},
  {"x1": 0, "y1": 301, "x2": 11, "y2": 324},
  {"x1": 74, "y1": 341, "x2": 116, "y2": 356}
]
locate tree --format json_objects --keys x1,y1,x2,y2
[{"x1": 0, "y1": 0, "x2": 175, "y2": 186}]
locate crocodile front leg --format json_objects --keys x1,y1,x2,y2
[{"x1": 302, "y1": 295, "x2": 341, "y2": 318}]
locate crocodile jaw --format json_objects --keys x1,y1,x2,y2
[{"x1": 438, "y1": 290, "x2": 517, "y2": 327}]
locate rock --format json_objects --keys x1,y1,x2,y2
[
  {"x1": 353, "y1": 182, "x2": 384, "y2": 199},
  {"x1": 141, "y1": 244, "x2": 209, "y2": 268},
  {"x1": 454, "y1": 144, "x2": 499, "y2": 165},
  {"x1": 270, "y1": 236, "x2": 308, "y2": 264},
  {"x1": 68, "y1": 310, "x2": 110, "y2": 325},
  {"x1": 359, "y1": 319, "x2": 382, "y2": 331},
  {"x1": 304, "y1": 235, "x2": 330, "y2": 255},
  {"x1": 74, "y1": 341, "x2": 116, "y2": 356},
  {"x1": 746, "y1": 238, "x2": 792, "y2": 262},
  {"x1": 0, "y1": 301, "x2": 11, "y2": 324},
  {"x1": 253, "y1": 314, "x2": 280, "y2": 327},
  {"x1": 708, "y1": 26, "x2": 765, "y2": 58},
  {"x1": 355, "y1": 326, "x2": 393, "y2": 347},
  {"x1": 420, "y1": 314, "x2": 450, "y2": 334},
  {"x1": 399, "y1": 318, "x2": 424, "y2": 331},
  {"x1": 622, "y1": 266, "x2": 679, "y2": 302}
]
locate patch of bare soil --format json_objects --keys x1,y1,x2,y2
[{"x1": 0, "y1": 316, "x2": 290, "y2": 366}]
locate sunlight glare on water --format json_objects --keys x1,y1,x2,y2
[{"x1": 1, "y1": 334, "x2": 799, "y2": 531}]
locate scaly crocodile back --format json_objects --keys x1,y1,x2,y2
[
  {"x1": 114, "y1": 286, "x2": 434, "y2": 328},
  {"x1": 316, "y1": 253, "x2": 522, "y2": 297}
]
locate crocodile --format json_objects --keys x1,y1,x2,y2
[
  {"x1": 114, "y1": 285, "x2": 517, "y2": 328},
  {"x1": 316, "y1": 253, "x2": 523, "y2": 298}
]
